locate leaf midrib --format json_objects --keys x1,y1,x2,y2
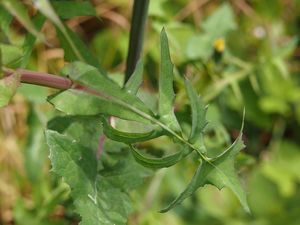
[{"x1": 69, "y1": 85, "x2": 211, "y2": 162}]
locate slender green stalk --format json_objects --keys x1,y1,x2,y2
[{"x1": 124, "y1": 0, "x2": 149, "y2": 83}]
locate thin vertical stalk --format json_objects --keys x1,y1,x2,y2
[{"x1": 124, "y1": 0, "x2": 149, "y2": 83}]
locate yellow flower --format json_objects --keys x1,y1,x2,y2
[{"x1": 213, "y1": 38, "x2": 225, "y2": 53}]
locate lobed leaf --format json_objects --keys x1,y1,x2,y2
[
  {"x1": 158, "y1": 28, "x2": 181, "y2": 132},
  {"x1": 46, "y1": 29, "x2": 250, "y2": 217},
  {"x1": 185, "y1": 79, "x2": 208, "y2": 152},
  {"x1": 161, "y1": 122, "x2": 250, "y2": 213}
]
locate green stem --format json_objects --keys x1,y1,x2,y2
[{"x1": 124, "y1": 0, "x2": 149, "y2": 83}]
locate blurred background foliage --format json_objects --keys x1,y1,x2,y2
[{"x1": 1, "y1": 0, "x2": 300, "y2": 224}]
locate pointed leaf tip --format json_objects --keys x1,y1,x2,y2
[{"x1": 158, "y1": 27, "x2": 181, "y2": 133}]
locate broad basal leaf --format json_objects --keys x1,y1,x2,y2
[
  {"x1": 47, "y1": 115, "x2": 103, "y2": 151},
  {"x1": 185, "y1": 79, "x2": 208, "y2": 153},
  {"x1": 46, "y1": 130, "x2": 132, "y2": 225},
  {"x1": 158, "y1": 28, "x2": 182, "y2": 132},
  {"x1": 46, "y1": 115, "x2": 151, "y2": 225},
  {"x1": 0, "y1": 73, "x2": 20, "y2": 107},
  {"x1": 161, "y1": 128, "x2": 250, "y2": 213},
  {"x1": 100, "y1": 155, "x2": 152, "y2": 191}
]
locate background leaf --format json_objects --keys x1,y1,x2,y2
[
  {"x1": 1, "y1": 0, "x2": 44, "y2": 40},
  {"x1": 20, "y1": 13, "x2": 46, "y2": 68},
  {"x1": 52, "y1": 0, "x2": 97, "y2": 19},
  {"x1": 56, "y1": 26, "x2": 103, "y2": 71},
  {"x1": 0, "y1": 73, "x2": 20, "y2": 107},
  {"x1": 0, "y1": 5, "x2": 13, "y2": 35}
]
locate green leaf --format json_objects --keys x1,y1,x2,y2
[
  {"x1": 21, "y1": 13, "x2": 46, "y2": 68},
  {"x1": 47, "y1": 115, "x2": 103, "y2": 155},
  {"x1": 46, "y1": 130, "x2": 133, "y2": 225},
  {"x1": 124, "y1": 60, "x2": 144, "y2": 95},
  {"x1": 101, "y1": 116, "x2": 163, "y2": 143},
  {"x1": 48, "y1": 62, "x2": 154, "y2": 123},
  {"x1": 130, "y1": 145, "x2": 192, "y2": 169},
  {"x1": 185, "y1": 79, "x2": 207, "y2": 153},
  {"x1": 24, "y1": 106, "x2": 47, "y2": 183},
  {"x1": 48, "y1": 89, "x2": 150, "y2": 124},
  {"x1": 46, "y1": 115, "x2": 151, "y2": 225},
  {"x1": 186, "y1": 3, "x2": 236, "y2": 60},
  {"x1": 0, "y1": 44, "x2": 23, "y2": 67},
  {"x1": 186, "y1": 34, "x2": 212, "y2": 60},
  {"x1": 100, "y1": 155, "x2": 152, "y2": 191},
  {"x1": 34, "y1": 0, "x2": 104, "y2": 73},
  {"x1": 201, "y1": 3, "x2": 236, "y2": 39},
  {"x1": 161, "y1": 125, "x2": 250, "y2": 213},
  {"x1": 56, "y1": 26, "x2": 103, "y2": 71},
  {"x1": 158, "y1": 28, "x2": 181, "y2": 132},
  {"x1": 34, "y1": 0, "x2": 87, "y2": 64},
  {"x1": 1, "y1": 0, "x2": 44, "y2": 41},
  {"x1": 52, "y1": 0, "x2": 97, "y2": 19},
  {"x1": 0, "y1": 5, "x2": 13, "y2": 34},
  {"x1": 0, "y1": 73, "x2": 20, "y2": 107}
]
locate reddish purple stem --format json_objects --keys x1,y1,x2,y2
[{"x1": 4, "y1": 68, "x2": 73, "y2": 90}]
